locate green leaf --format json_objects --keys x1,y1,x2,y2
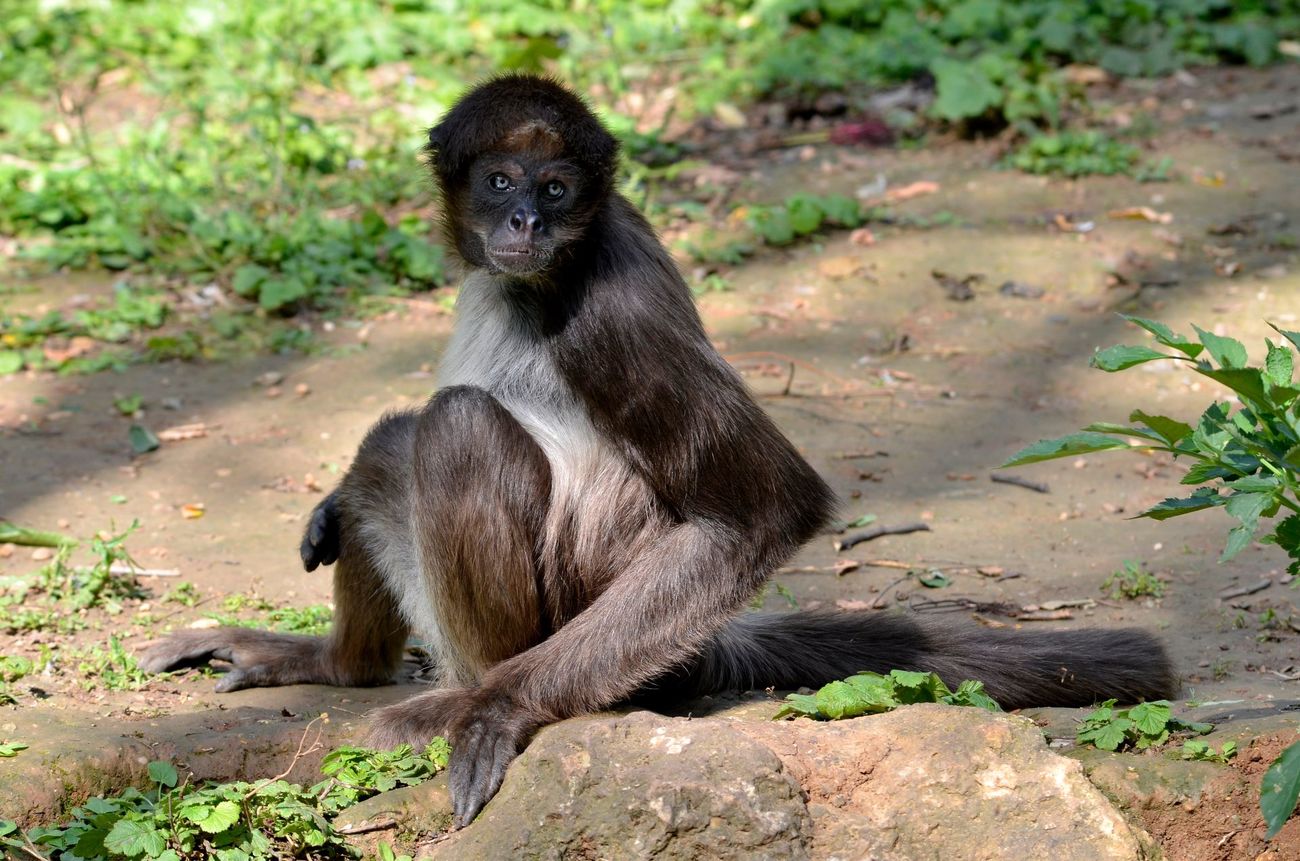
[
  {"x1": 1269, "y1": 324, "x2": 1300, "y2": 355},
  {"x1": 104, "y1": 820, "x2": 166, "y2": 857},
  {"x1": 1266, "y1": 342, "x2": 1294, "y2": 386},
  {"x1": 1093, "y1": 717, "x2": 1133, "y2": 751},
  {"x1": 1001, "y1": 432, "x2": 1134, "y2": 467},
  {"x1": 772, "y1": 693, "x2": 819, "y2": 720},
  {"x1": 1199, "y1": 368, "x2": 1269, "y2": 407},
  {"x1": 1129, "y1": 410, "x2": 1193, "y2": 446},
  {"x1": 889, "y1": 670, "x2": 951, "y2": 703},
  {"x1": 258, "y1": 277, "x2": 310, "y2": 312},
  {"x1": 1081, "y1": 422, "x2": 1166, "y2": 444},
  {"x1": 0, "y1": 351, "x2": 23, "y2": 375},
  {"x1": 943, "y1": 679, "x2": 1001, "y2": 711},
  {"x1": 845, "y1": 513, "x2": 877, "y2": 529},
  {"x1": 148, "y1": 761, "x2": 178, "y2": 788},
  {"x1": 1261, "y1": 739, "x2": 1300, "y2": 839},
  {"x1": 1137, "y1": 490, "x2": 1224, "y2": 520},
  {"x1": 786, "y1": 197, "x2": 824, "y2": 236},
  {"x1": 231, "y1": 264, "x2": 269, "y2": 298},
  {"x1": 815, "y1": 680, "x2": 871, "y2": 720},
  {"x1": 917, "y1": 570, "x2": 951, "y2": 588},
  {"x1": 1221, "y1": 523, "x2": 1257, "y2": 562},
  {"x1": 1193, "y1": 325, "x2": 1249, "y2": 369},
  {"x1": 1226, "y1": 491, "x2": 1273, "y2": 528},
  {"x1": 1127, "y1": 701, "x2": 1171, "y2": 735},
  {"x1": 128, "y1": 424, "x2": 161, "y2": 455},
  {"x1": 1089, "y1": 344, "x2": 1172, "y2": 372},
  {"x1": 1119, "y1": 315, "x2": 1204, "y2": 357},
  {"x1": 181, "y1": 799, "x2": 241, "y2": 833},
  {"x1": 1180, "y1": 462, "x2": 1237, "y2": 485},
  {"x1": 930, "y1": 56, "x2": 1003, "y2": 121}
]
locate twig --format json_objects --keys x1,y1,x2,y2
[
  {"x1": 110, "y1": 563, "x2": 182, "y2": 577},
  {"x1": 871, "y1": 575, "x2": 912, "y2": 609},
  {"x1": 245, "y1": 713, "x2": 328, "y2": 799},
  {"x1": 1217, "y1": 580, "x2": 1271, "y2": 600},
  {"x1": 835, "y1": 522, "x2": 930, "y2": 552},
  {"x1": 989, "y1": 473, "x2": 1050, "y2": 494},
  {"x1": 336, "y1": 818, "x2": 398, "y2": 835}
]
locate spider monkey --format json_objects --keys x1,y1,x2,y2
[{"x1": 140, "y1": 74, "x2": 1177, "y2": 827}]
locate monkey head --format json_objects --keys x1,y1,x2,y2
[{"x1": 427, "y1": 75, "x2": 619, "y2": 279}]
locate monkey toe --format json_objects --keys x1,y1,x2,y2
[{"x1": 449, "y1": 724, "x2": 516, "y2": 827}]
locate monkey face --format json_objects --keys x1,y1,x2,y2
[{"x1": 463, "y1": 153, "x2": 585, "y2": 278}]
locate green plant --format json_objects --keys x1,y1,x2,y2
[
  {"x1": 0, "y1": 655, "x2": 34, "y2": 705},
  {"x1": 0, "y1": 741, "x2": 27, "y2": 757},
  {"x1": 1101, "y1": 561, "x2": 1166, "y2": 600},
  {"x1": 746, "y1": 193, "x2": 866, "y2": 247},
  {"x1": 76, "y1": 635, "x2": 158, "y2": 691},
  {"x1": 1009, "y1": 130, "x2": 1140, "y2": 177},
  {"x1": 774, "y1": 669, "x2": 1000, "y2": 720},
  {"x1": 0, "y1": 520, "x2": 145, "y2": 633},
  {"x1": 1075, "y1": 699, "x2": 1210, "y2": 752},
  {"x1": 1004, "y1": 317, "x2": 1300, "y2": 837},
  {"x1": 0, "y1": 740, "x2": 450, "y2": 860},
  {"x1": 1181, "y1": 739, "x2": 1237, "y2": 763}
]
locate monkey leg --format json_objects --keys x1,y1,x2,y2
[
  {"x1": 139, "y1": 415, "x2": 422, "y2": 691},
  {"x1": 366, "y1": 386, "x2": 552, "y2": 748}
]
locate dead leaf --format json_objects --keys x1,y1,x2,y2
[
  {"x1": 255, "y1": 371, "x2": 284, "y2": 387},
  {"x1": 884, "y1": 181, "x2": 939, "y2": 203},
  {"x1": 817, "y1": 256, "x2": 864, "y2": 279},
  {"x1": 181, "y1": 503, "x2": 206, "y2": 519},
  {"x1": 849, "y1": 227, "x2": 876, "y2": 247},
  {"x1": 188, "y1": 617, "x2": 221, "y2": 630},
  {"x1": 1063, "y1": 64, "x2": 1109, "y2": 86},
  {"x1": 832, "y1": 559, "x2": 861, "y2": 576},
  {"x1": 1107, "y1": 206, "x2": 1173, "y2": 224},
  {"x1": 1052, "y1": 213, "x2": 1095, "y2": 233},
  {"x1": 157, "y1": 423, "x2": 208, "y2": 442},
  {"x1": 977, "y1": 566, "x2": 1004, "y2": 577},
  {"x1": 835, "y1": 599, "x2": 874, "y2": 611}
]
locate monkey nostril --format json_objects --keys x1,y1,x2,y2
[
  {"x1": 508, "y1": 210, "x2": 526, "y2": 232},
  {"x1": 526, "y1": 212, "x2": 543, "y2": 232}
]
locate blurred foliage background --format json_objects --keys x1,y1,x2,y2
[{"x1": 0, "y1": 0, "x2": 1297, "y2": 371}]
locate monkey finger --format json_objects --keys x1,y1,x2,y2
[{"x1": 212, "y1": 665, "x2": 274, "y2": 693}]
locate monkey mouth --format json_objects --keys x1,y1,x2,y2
[{"x1": 487, "y1": 245, "x2": 551, "y2": 273}]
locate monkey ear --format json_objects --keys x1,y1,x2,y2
[{"x1": 426, "y1": 124, "x2": 446, "y2": 159}]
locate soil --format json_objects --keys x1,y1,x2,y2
[{"x1": 1, "y1": 64, "x2": 1298, "y2": 856}]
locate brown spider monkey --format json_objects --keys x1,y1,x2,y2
[{"x1": 140, "y1": 75, "x2": 1177, "y2": 827}]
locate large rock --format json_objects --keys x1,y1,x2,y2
[{"x1": 425, "y1": 704, "x2": 1155, "y2": 860}]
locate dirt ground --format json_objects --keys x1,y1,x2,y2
[{"x1": 1, "y1": 65, "x2": 1298, "y2": 854}]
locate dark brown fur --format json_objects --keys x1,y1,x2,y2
[{"x1": 140, "y1": 74, "x2": 1178, "y2": 828}]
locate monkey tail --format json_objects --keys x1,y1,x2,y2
[{"x1": 658, "y1": 611, "x2": 1177, "y2": 709}]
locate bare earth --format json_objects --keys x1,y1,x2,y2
[{"x1": 1, "y1": 65, "x2": 1298, "y2": 856}]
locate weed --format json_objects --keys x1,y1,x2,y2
[
  {"x1": 76, "y1": 635, "x2": 157, "y2": 692},
  {"x1": 1101, "y1": 561, "x2": 1166, "y2": 600},
  {"x1": 0, "y1": 740, "x2": 448, "y2": 860},
  {"x1": 0, "y1": 655, "x2": 34, "y2": 705},
  {"x1": 775, "y1": 669, "x2": 1000, "y2": 720},
  {"x1": 161, "y1": 582, "x2": 200, "y2": 607},
  {"x1": 1009, "y1": 131, "x2": 1140, "y2": 177},
  {"x1": 1182, "y1": 739, "x2": 1238, "y2": 763},
  {"x1": 0, "y1": 741, "x2": 27, "y2": 757},
  {"x1": 1076, "y1": 699, "x2": 1211, "y2": 752}
]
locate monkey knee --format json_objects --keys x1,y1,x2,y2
[{"x1": 417, "y1": 386, "x2": 535, "y2": 460}]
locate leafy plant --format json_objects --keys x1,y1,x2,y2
[
  {"x1": 1181, "y1": 739, "x2": 1238, "y2": 763},
  {"x1": 0, "y1": 740, "x2": 449, "y2": 860},
  {"x1": 746, "y1": 193, "x2": 866, "y2": 247},
  {"x1": 76, "y1": 635, "x2": 158, "y2": 692},
  {"x1": 1075, "y1": 699, "x2": 1210, "y2": 752},
  {"x1": 1101, "y1": 561, "x2": 1166, "y2": 600},
  {"x1": 1004, "y1": 317, "x2": 1300, "y2": 574},
  {"x1": 1004, "y1": 317, "x2": 1300, "y2": 836},
  {"x1": 0, "y1": 655, "x2": 34, "y2": 705},
  {"x1": 774, "y1": 669, "x2": 1000, "y2": 720},
  {"x1": 1009, "y1": 130, "x2": 1141, "y2": 177}
]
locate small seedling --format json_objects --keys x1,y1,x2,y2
[
  {"x1": 1075, "y1": 699, "x2": 1210, "y2": 752},
  {"x1": 1182, "y1": 739, "x2": 1237, "y2": 763},
  {"x1": 1101, "y1": 561, "x2": 1166, "y2": 600}
]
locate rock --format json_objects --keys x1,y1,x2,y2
[
  {"x1": 426, "y1": 705, "x2": 1153, "y2": 861},
  {"x1": 336, "y1": 776, "x2": 453, "y2": 857},
  {"x1": 422, "y1": 711, "x2": 811, "y2": 860}
]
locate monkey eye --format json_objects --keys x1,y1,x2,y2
[
  {"x1": 488, "y1": 173, "x2": 512, "y2": 191},
  {"x1": 543, "y1": 180, "x2": 565, "y2": 200}
]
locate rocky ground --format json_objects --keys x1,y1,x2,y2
[{"x1": 1, "y1": 65, "x2": 1299, "y2": 858}]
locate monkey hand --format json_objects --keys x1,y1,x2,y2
[
  {"x1": 368, "y1": 687, "x2": 540, "y2": 828},
  {"x1": 300, "y1": 490, "x2": 341, "y2": 572}
]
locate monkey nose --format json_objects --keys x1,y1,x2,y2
[{"x1": 509, "y1": 208, "x2": 543, "y2": 234}]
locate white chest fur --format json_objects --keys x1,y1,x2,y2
[{"x1": 436, "y1": 272, "x2": 607, "y2": 502}]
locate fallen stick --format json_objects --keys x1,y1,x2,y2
[
  {"x1": 109, "y1": 562, "x2": 182, "y2": 577},
  {"x1": 834, "y1": 522, "x2": 930, "y2": 552},
  {"x1": 1218, "y1": 579, "x2": 1271, "y2": 600},
  {"x1": 989, "y1": 473, "x2": 1050, "y2": 494}
]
